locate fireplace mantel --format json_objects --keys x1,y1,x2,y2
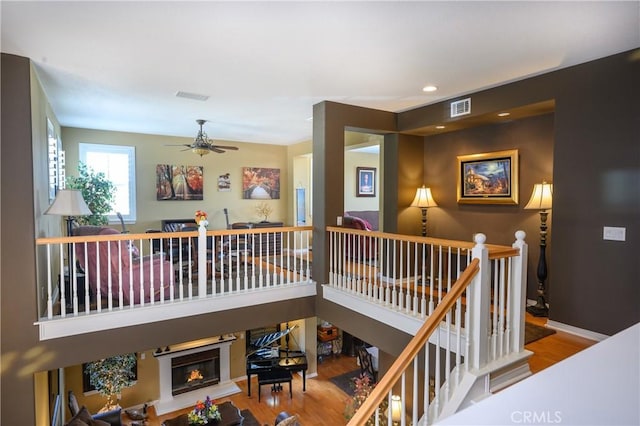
[
  {"x1": 153, "y1": 335, "x2": 236, "y2": 358},
  {"x1": 154, "y1": 336, "x2": 241, "y2": 415}
]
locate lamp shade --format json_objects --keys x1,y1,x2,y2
[
  {"x1": 44, "y1": 189, "x2": 92, "y2": 216},
  {"x1": 410, "y1": 185, "x2": 437, "y2": 208},
  {"x1": 390, "y1": 394, "x2": 402, "y2": 422},
  {"x1": 524, "y1": 181, "x2": 553, "y2": 210}
]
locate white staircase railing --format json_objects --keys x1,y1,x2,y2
[{"x1": 325, "y1": 228, "x2": 529, "y2": 425}]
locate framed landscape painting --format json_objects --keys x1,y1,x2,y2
[
  {"x1": 242, "y1": 167, "x2": 281, "y2": 199},
  {"x1": 457, "y1": 149, "x2": 519, "y2": 204},
  {"x1": 156, "y1": 164, "x2": 204, "y2": 201}
]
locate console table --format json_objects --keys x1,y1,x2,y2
[{"x1": 249, "y1": 222, "x2": 283, "y2": 256}]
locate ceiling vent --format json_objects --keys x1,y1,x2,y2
[
  {"x1": 175, "y1": 91, "x2": 209, "y2": 102},
  {"x1": 450, "y1": 98, "x2": 471, "y2": 118}
]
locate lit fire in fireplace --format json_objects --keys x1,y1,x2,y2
[{"x1": 187, "y1": 369, "x2": 203, "y2": 382}]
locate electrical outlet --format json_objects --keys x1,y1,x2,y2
[
  {"x1": 603, "y1": 226, "x2": 626, "y2": 241},
  {"x1": 337, "y1": 216, "x2": 343, "y2": 226}
]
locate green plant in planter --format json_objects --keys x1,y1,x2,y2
[
  {"x1": 85, "y1": 353, "x2": 137, "y2": 412},
  {"x1": 66, "y1": 162, "x2": 116, "y2": 225}
]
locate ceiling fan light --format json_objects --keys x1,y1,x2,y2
[{"x1": 192, "y1": 147, "x2": 210, "y2": 156}]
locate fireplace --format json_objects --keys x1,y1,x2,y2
[
  {"x1": 154, "y1": 336, "x2": 241, "y2": 415},
  {"x1": 171, "y1": 348, "x2": 220, "y2": 396}
]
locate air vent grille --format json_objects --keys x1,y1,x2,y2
[
  {"x1": 175, "y1": 91, "x2": 210, "y2": 102},
  {"x1": 450, "y1": 98, "x2": 471, "y2": 117}
]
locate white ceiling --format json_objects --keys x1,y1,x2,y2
[{"x1": 2, "y1": 1, "x2": 638, "y2": 146}]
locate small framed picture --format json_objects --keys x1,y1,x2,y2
[
  {"x1": 356, "y1": 167, "x2": 376, "y2": 197},
  {"x1": 457, "y1": 149, "x2": 519, "y2": 204}
]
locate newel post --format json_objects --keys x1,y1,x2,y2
[
  {"x1": 198, "y1": 221, "x2": 208, "y2": 298},
  {"x1": 510, "y1": 231, "x2": 528, "y2": 352},
  {"x1": 468, "y1": 233, "x2": 490, "y2": 370}
]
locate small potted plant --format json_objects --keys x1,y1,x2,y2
[
  {"x1": 255, "y1": 202, "x2": 273, "y2": 222},
  {"x1": 195, "y1": 210, "x2": 208, "y2": 227},
  {"x1": 187, "y1": 396, "x2": 221, "y2": 425}
]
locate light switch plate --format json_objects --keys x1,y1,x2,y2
[{"x1": 603, "y1": 226, "x2": 626, "y2": 241}]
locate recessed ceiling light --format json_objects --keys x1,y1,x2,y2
[
  {"x1": 423, "y1": 85, "x2": 438, "y2": 92},
  {"x1": 498, "y1": 112, "x2": 511, "y2": 117},
  {"x1": 436, "y1": 125, "x2": 445, "y2": 129}
]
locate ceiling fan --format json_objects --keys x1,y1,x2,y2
[{"x1": 167, "y1": 119, "x2": 239, "y2": 156}]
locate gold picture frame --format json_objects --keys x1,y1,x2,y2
[{"x1": 457, "y1": 149, "x2": 519, "y2": 204}]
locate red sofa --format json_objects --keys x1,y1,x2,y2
[{"x1": 72, "y1": 226, "x2": 174, "y2": 305}]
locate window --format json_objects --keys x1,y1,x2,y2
[
  {"x1": 79, "y1": 143, "x2": 136, "y2": 222},
  {"x1": 47, "y1": 118, "x2": 64, "y2": 202}
]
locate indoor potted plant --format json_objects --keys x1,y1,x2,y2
[
  {"x1": 85, "y1": 353, "x2": 137, "y2": 412},
  {"x1": 66, "y1": 162, "x2": 116, "y2": 226},
  {"x1": 255, "y1": 202, "x2": 273, "y2": 222}
]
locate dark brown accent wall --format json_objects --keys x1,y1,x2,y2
[
  {"x1": 1, "y1": 53, "x2": 38, "y2": 426},
  {"x1": 550, "y1": 51, "x2": 639, "y2": 334},
  {"x1": 397, "y1": 50, "x2": 639, "y2": 335},
  {"x1": 424, "y1": 113, "x2": 555, "y2": 298}
]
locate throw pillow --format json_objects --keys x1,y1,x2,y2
[
  {"x1": 276, "y1": 415, "x2": 299, "y2": 426},
  {"x1": 65, "y1": 406, "x2": 110, "y2": 426},
  {"x1": 74, "y1": 406, "x2": 93, "y2": 423}
]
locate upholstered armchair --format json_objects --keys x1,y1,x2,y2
[{"x1": 72, "y1": 226, "x2": 174, "y2": 305}]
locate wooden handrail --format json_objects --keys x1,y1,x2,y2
[
  {"x1": 347, "y1": 258, "x2": 480, "y2": 426},
  {"x1": 326, "y1": 226, "x2": 519, "y2": 260},
  {"x1": 35, "y1": 225, "x2": 314, "y2": 245}
]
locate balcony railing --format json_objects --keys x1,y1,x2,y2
[{"x1": 35, "y1": 224, "x2": 314, "y2": 339}]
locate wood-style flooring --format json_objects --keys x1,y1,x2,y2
[{"x1": 144, "y1": 314, "x2": 596, "y2": 426}]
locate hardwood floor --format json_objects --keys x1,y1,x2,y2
[
  {"x1": 144, "y1": 316, "x2": 596, "y2": 426},
  {"x1": 524, "y1": 312, "x2": 596, "y2": 374}
]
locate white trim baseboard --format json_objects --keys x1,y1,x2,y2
[{"x1": 546, "y1": 320, "x2": 609, "y2": 342}]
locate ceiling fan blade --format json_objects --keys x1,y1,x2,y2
[
  {"x1": 208, "y1": 146, "x2": 226, "y2": 154},
  {"x1": 165, "y1": 144, "x2": 192, "y2": 147},
  {"x1": 210, "y1": 145, "x2": 239, "y2": 151}
]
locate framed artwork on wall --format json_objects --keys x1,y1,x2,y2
[
  {"x1": 457, "y1": 149, "x2": 519, "y2": 204},
  {"x1": 356, "y1": 167, "x2": 376, "y2": 197},
  {"x1": 156, "y1": 164, "x2": 204, "y2": 200},
  {"x1": 218, "y1": 173, "x2": 231, "y2": 192},
  {"x1": 242, "y1": 167, "x2": 280, "y2": 199}
]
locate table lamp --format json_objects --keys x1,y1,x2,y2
[{"x1": 391, "y1": 394, "x2": 402, "y2": 424}]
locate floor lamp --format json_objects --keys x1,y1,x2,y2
[
  {"x1": 44, "y1": 189, "x2": 92, "y2": 275},
  {"x1": 411, "y1": 185, "x2": 437, "y2": 237},
  {"x1": 524, "y1": 181, "x2": 553, "y2": 317}
]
